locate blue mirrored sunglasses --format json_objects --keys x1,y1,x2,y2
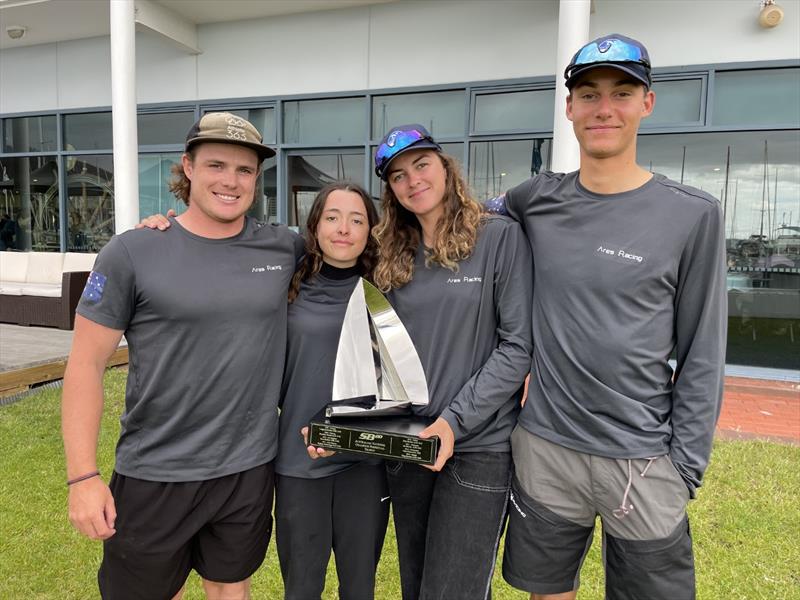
[
  {"x1": 567, "y1": 38, "x2": 650, "y2": 75},
  {"x1": 375, "y1": 129, "x2": 431, "y2": 173}
]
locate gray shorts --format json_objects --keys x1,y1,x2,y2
[{"x1": 503, "y1": 426, "x2": 695, "y2": 599}]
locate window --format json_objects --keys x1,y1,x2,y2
[
  {"x1": 712, "y1": 68, "x2": 800, "y2": 127},
  {"x1": 286, "y1": 152, "x2": 364, "y2": 227},
  {"x1": 372, "y1": 91, "x2": 464, "y2": 139},
  {"x1": 138, "y1": 153, "x2": 185, "y2": 221},
  {"x1": 0, "y1": 156, "x2": 60, "y2": 251},
  {"x1": 283, "y1": 98, "x2": 365, "y2": 145},
  {"x1": 472, "y1": 89, "x2": 555, "y2": 133},
  {"x1": 138, "y1": 112, "x2": 195, "y2": 147},
  {"x1": 469, "y1": 139, "x2": 551, "y2": 200},
  {"x1": 65, "y1": 155, "x2": 115, "y2": 252},
  {"x1": 63, "y1": 112, "x2": 113, "y2": 150},
  {"x1": 3, "y1": 116, "x2": 57, "y2": 152},
  {"x1": 647, "y1": 78, "x2": 704, "y2": 127},
  {"x1": 638, "y1": 129, "x2": 800, "y2": 369}
]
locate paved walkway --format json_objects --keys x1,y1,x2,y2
[
  {"x1": 0, "y1": 325, "x2": 797, "y2": 443},
  {"x1": 718, "y1": 376, "x2": 800, "y2": 445}
]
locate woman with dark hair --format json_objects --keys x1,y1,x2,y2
[
  {"x1": 370, "y1": 124, "x2": 533, "y2": 599},
  {"x1": 274, "y1": 181, "x2": 389, "y2": 600}
]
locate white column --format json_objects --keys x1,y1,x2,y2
[
  {"x1": 110, "y1": 0, "x2": 140, "y2": 234},
  {"x1": 551, "y1": 0, "x2": 591, "y2": 173}
]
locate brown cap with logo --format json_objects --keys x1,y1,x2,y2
[{"x1": 185, "y1": 112, "x2": 275, "y2": 162}]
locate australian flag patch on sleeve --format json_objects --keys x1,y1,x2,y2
[{"x1": 82, "y1": 271, "x2": 107, "y2": 303}]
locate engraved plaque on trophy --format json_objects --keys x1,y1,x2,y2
[{"x1": 308, "y1": 278, "x2": 438, "y2": 465}]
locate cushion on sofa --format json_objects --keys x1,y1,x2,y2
[
  {"x1": 63, "y1": 252, "x2": 97, "y2": 272},
  {"x1": 19, "y1": 283, "x2": 63, "y2": 298},
  {"x1": 26, "y1": 252, "x2": 65, "y2": 285},
  {"x1": 0, "y1": 251, "x2": 29, "y2": 283},
  {"x1": 0, "y1": 282, "x2": 25, "y2": 295}
]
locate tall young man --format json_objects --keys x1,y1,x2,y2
[
  {"x1": 496, "y1": 35, "x2": 727, "y2": 600},
  {"x1": 62, "y1": 113, "x2": 303, "y2": 600}
]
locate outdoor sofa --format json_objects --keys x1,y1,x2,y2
[{"x1": 0, "y1": 251, "x2": 96, "y2": 330}]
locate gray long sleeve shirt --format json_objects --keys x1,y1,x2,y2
[
  {"x1": 387, "y1": 215, "x2": 534, "y2": 453},
  {"x1": 503, "y1": 172, "x2": 727, "y2": 496}
]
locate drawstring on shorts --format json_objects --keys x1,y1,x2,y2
[{"x1": 613, "y1": 457, "x2": 658, "y2": 519}]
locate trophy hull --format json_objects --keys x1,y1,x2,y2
[{"x1": 308, "y1": 406, "x2": 438, "y2": 466}]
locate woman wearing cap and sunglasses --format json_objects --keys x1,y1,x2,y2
[{"x1": 370, "y1": 124, "x2": 533, "y2": 599}]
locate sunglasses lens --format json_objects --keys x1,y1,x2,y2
[
  {"x1": 569, "y1": 39, "x2": 649, "y2": 73},
  {"x1": 375, "y1": 129, "x2": 427, "y2": 171}
]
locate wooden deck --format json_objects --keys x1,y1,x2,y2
[{"x1": 0, "y1": 323, "x2": 128, "y2": 398}]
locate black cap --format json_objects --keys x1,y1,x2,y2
[
  {"x1": 565, "y1": 34, "x2": 652, "y2": 89},
  {"x1": 374, "y1": 124, "x2": 442, "y2": 181}
]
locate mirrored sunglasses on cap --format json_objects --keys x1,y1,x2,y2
[
  {"x1": 374, "y1": 125, "x2": 441, "y2": 180},
  {"x1": 565, "y1": 36, "x2": 651, "y2": 80}
]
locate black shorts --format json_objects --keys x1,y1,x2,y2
[{"x1": 98, "y1": 462, "x2": 274, "y2": 600}]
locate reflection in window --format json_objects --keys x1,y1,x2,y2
[
  {"x1": 372, "y1": 91, "x2": 464, "y2": 139},
  {"x1": 638, "y1": 130, "x2": 800, "y2": 369},
  {"x1": 138, "y1": 112, "x2": 195, "y2": 146},
  {"x1": 66, "y1": 155, "x2": 115, "y2": 252},
  {"x1": 473, "y1": 89, "x2": 555, "y2": 133},
  {"x1": 139, "y1": 153, "x2": 185, "y2": 221},
  {"x1": 283, "y1": 98, "x2": 365, "y2": 145},
  {"x1": 0, "y1": 156, "x2": 60, "y2": 251},
  {"x1": 3, "y1": 116, "x2": 57, "y2": 153},
  {"x1": 469, "y1": 139, "x2": 551, "y2": 200},
  {"x1": 64, "y1": 112, "x2": 113, "y2": 150},
  {"x1": 251, "y1": 155, "x2": 278, "y2": 223},
  {"x1": 286, "y1": 153, "x2": 363, "y2": 227},
  {"x1": 648, "y1": 79, "x2": 703, "y2": 126}
]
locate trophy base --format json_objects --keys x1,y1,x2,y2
[{"x1": 308, "y1": 407, "x2": 439, "y2": 466}]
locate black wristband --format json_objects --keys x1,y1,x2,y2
[{"x1": 67, "y1": 470, "x2": 100, "y2": 486}]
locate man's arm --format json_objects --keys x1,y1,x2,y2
[
  {"x1": 670, "y1": 200, "x2": 727, "y2": 498},
  {"x1": 62, "y1": 315, "x2": 125, "y2": 540}
]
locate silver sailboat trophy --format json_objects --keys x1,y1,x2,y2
[{"x1": 308, "y1": 278, "x2": 439, "y2": 465}]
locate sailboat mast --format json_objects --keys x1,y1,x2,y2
[
  {"x1": 730, "y1": 179, "x2": 738, "y2": 240},
  {"x1": 722, "y1": 145, "x2": 731, "y2": 222},
  {"x1": 758, "y1": 140, "x2": 767, "y2": 247}
]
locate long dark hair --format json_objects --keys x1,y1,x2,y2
[{"x1": 288, "y1": 182, "x2": 380, "y2": 302}]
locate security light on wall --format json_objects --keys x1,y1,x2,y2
[
  {"x1": 6, "y1": 25, "x2": 27, "y2": 40},
  {"x1": 759, "y1": 0, "x2": 784, "y2": 27}
]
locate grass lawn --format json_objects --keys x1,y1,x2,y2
[{"x1": 1, "y1": 368, "x2": 798, "y2": 599}]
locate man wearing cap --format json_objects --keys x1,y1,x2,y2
[
  {"x1": 493, "y1": 35, "x2": 726, "y2": 599},
  {"x1": 62, "y1": 112, "x2": 303, "y2": 599}
]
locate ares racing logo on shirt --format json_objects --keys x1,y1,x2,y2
[
  {"x1": 595, "y1": 243, "x2": 646, "y2": 265},
  {"x1": 446, "y1": 275, "x2": 483, "y2": 284},
  {"x1": 251, "y1": 265, "x2": 284, "y2": 273}
]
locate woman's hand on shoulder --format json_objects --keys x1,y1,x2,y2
[
  {"x1": 135, "y1": 209, "x2": 176, "y2": 230},
  {"x1": 301, "y1": 426, "x2": 336, "y2": 460}
]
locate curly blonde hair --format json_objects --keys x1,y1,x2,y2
[
  {"x1": 288, "y1": 182, "x2": 380, "y2": 302},
  {"x1": 372, "y1": 152, "x2": 483, "y2": 292}
]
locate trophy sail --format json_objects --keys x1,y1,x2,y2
[
  {"x1": 330, "y1": 279, "x2": 379, "y2": 404},
  {"x1": 310, "y1": 277, "x2": 439, "y2": 464},
  {"x1": 328, "y1": 278, "x2": 428, "y2": 416}
]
